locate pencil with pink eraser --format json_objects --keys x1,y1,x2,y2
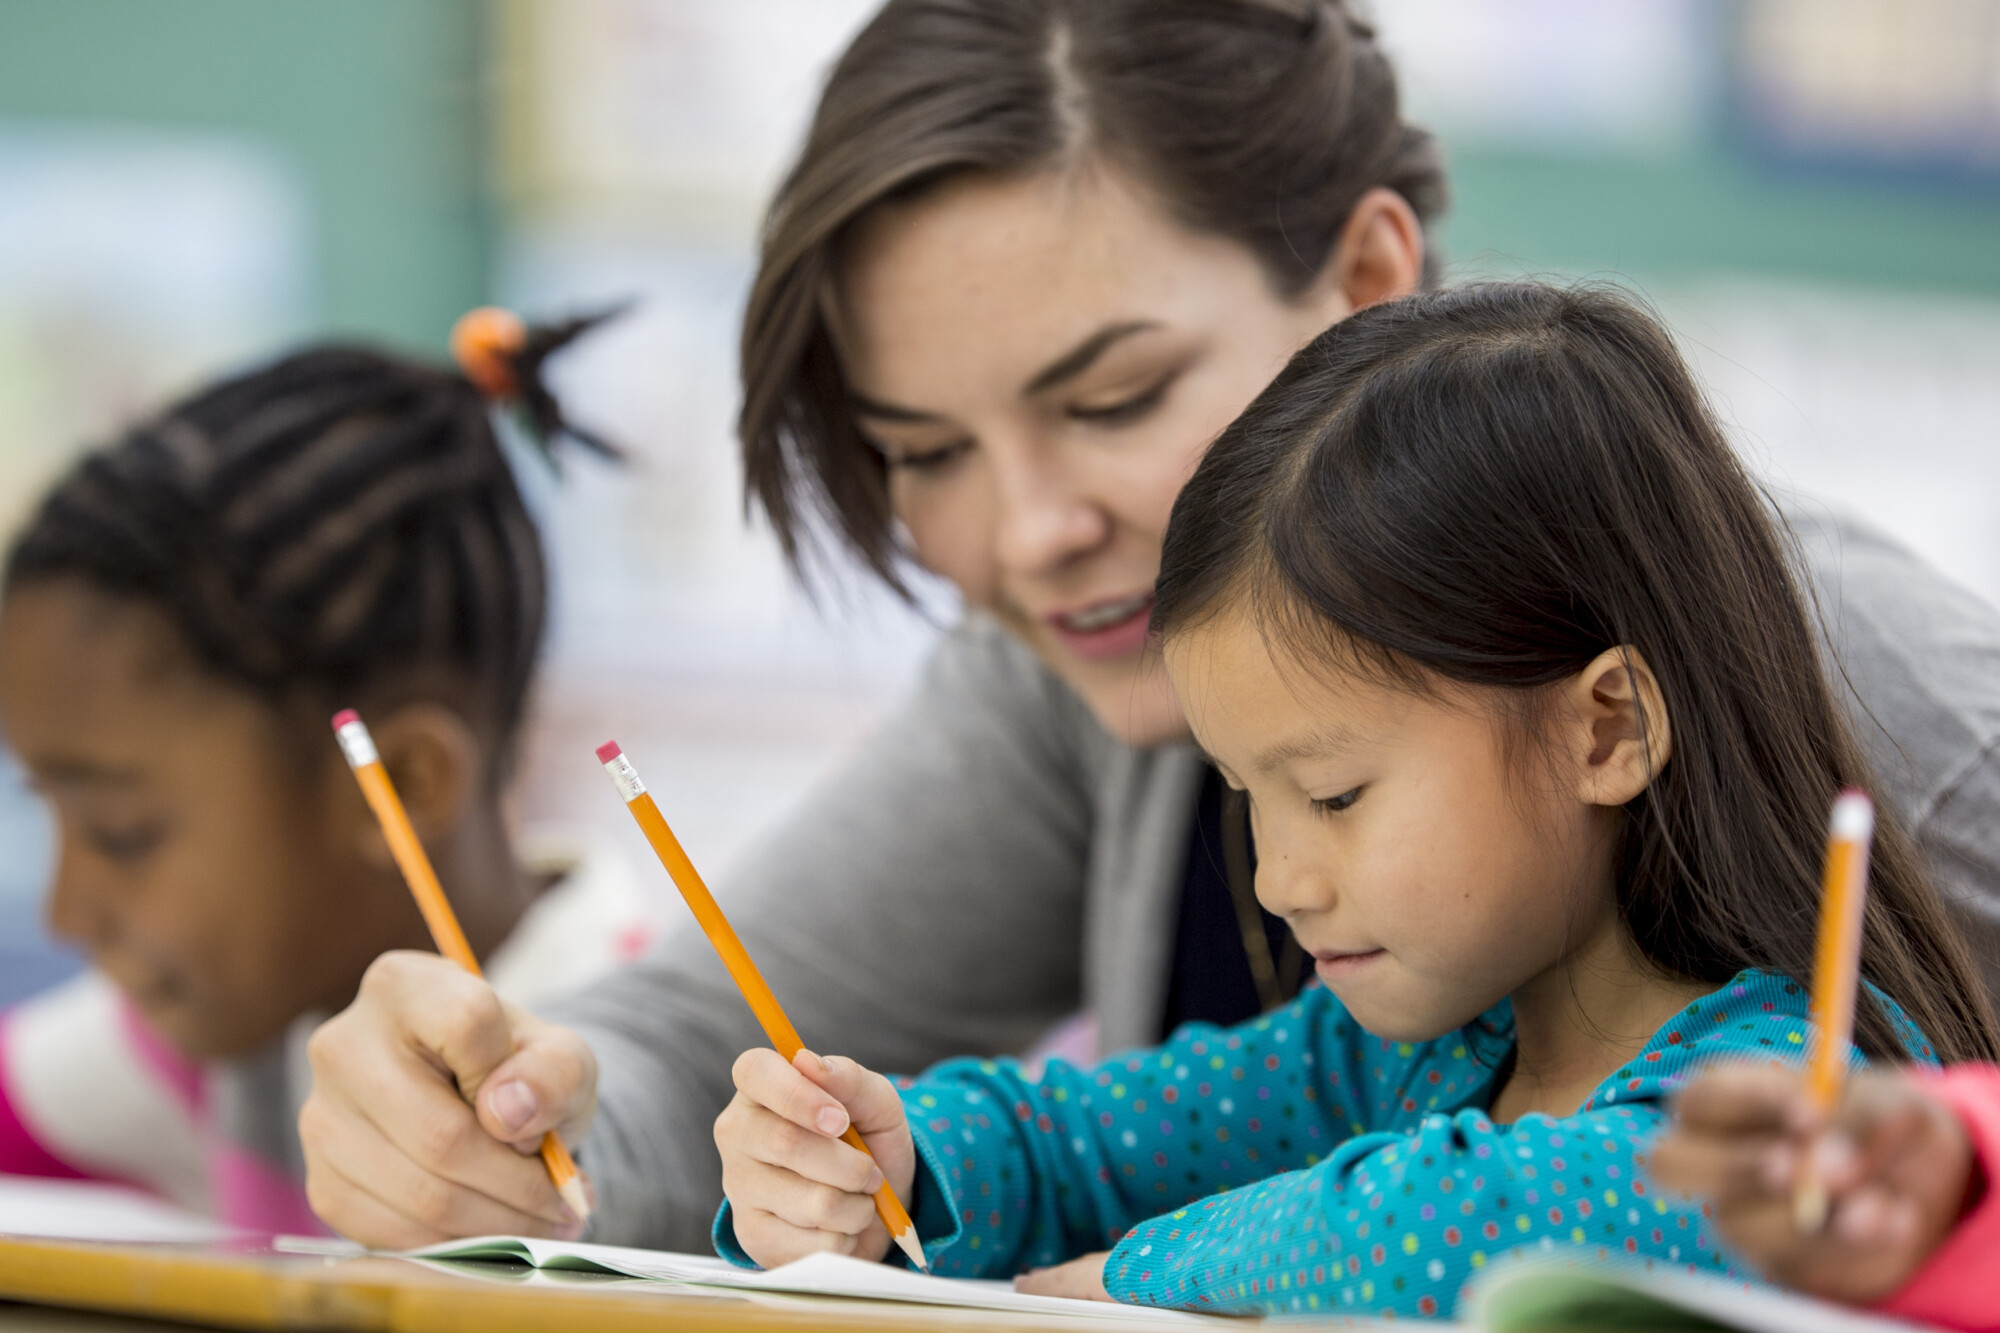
[{"x1": 595, "y1": 738, "x2": 928, "y2": 1270}]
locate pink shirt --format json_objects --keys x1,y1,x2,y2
[{"x1": 1880, "y1": 1063, "x2": 2000, "y2": 1331}]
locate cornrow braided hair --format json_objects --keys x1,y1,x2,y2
[{"x1": 5, "y1": 311, "x2": 619, "y2": 755}]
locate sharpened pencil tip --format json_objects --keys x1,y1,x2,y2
[
  {"x1": 558, "y1": 1173, "x2": 592, "y2": 1224},
  {"x1": 595, "y1": 739, "x2": 623, "y2": 764},
  {"x1": 1792, "y1": 1178, "x2": 1828, "y2": 1235},
  {"x1": 892, "y1": 1226, "x2": 928, "y2": 1272}
]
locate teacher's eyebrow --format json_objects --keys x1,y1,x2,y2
[
  {"x1": 1021, "y1": 320, "x2": 1161, "y2": 397},
  {"x1": 847, "y1": 392, "x2": 940, "y2": 423},
  {"x1": 845, "y1": 320, "x2": 1164, "y2": 421}
]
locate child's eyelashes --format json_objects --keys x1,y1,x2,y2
[
  {"x1": 83, "y1": 820, "x2": 166, "y2": 863},
  {"x1": 1311, "y1": 787, "x2": 1363, "y2": 817}
]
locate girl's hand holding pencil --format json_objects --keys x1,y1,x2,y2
[
  {"x1": 596, "y1": 740, "x2": 928, "y2": 1269},
  {"x1": 715, "y1": 1048, "x2": 917, "y2": 1267},
  {"x1": 1653, "y1": 1064, "x2": 1973, "y2": 1305}
]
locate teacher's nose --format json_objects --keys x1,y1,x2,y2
[{"x1": 990, "y1": 445, "x2": 1112, "y2": 576}]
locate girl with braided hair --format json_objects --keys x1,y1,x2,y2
[{"x1": 0, "y1": 310, "x2": 662, "y2": 1234}]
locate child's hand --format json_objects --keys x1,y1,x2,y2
[
  {"x1": 1652, "y1": 1064, "x2": 1975, "y2": 1305},
  {"x1": 714, "y1": 1048, "x2": 916, "y2": 1269},
  {"x1": 1015, "y1": 1252, "x2": 1113, "y2": 1301}
]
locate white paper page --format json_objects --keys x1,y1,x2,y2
[
  {"x1": 631, "y1": 1250, "x2": 1221, "y2": 1323},
  {"x1": 0, "y1": 1175, "x2": 239, "y2": 1244},
  {"x1": 408, "y1": 1236, "x2": 1244, "y2": 1323},
  {"x1": 409, "y1": 1234, "x2": 744, "y2": 1279}
]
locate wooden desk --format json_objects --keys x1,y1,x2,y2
[{"x1": 0, "y1": 1237, "x2": 1256, "y2": 1332}]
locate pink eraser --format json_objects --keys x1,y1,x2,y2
[
  {"x1": 331, "y1": 709, "x2": 360, "y2": 731},
  {"x1": 595, "y1": 740, "x2": 623, "y2": 763}
]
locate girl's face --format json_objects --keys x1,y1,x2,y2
[
  {"x1": 1164, "y1": 605, "x2": 1634, "y2": 1044},
  {"x1": 833, "y1": 168, "x2": 1416, "y2": 745},
  {"x1": 0, "y1": 581, "x2": 403, "y2": 1060}
]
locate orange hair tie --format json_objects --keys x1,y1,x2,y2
[{"x1": 450, "y1": 306, "x2": 528, "y2": 401}]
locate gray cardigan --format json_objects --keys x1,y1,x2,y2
[{"x1": 549, "y1": 501, "x2": 2000, "y2": 1249}]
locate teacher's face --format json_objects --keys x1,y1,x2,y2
[{"x1": 832, "y1": 167, "x2": 1418, "y2": 745}]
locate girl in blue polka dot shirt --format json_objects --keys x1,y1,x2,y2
[{"x1": 711, "y1": 284, "x2": 2000, "y2": 1319}]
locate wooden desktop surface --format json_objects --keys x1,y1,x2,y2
[
  {"x1": 0, "y1": 1234, "x2": 1713, "y2": 1332},
  {"x1": 0, "y1": 1235, "x2": 1245, "y2": 1333}
]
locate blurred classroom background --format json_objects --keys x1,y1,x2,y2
[{"x1": 1, "y1": 0, "x2": 1997, "y2": 1001}]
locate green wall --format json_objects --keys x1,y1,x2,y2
[
  {"x1": 0, "y1": 0, "x2": 491, "y2": 351},
  {"x1": 2, "y1": 1, "x2": 1994, "y2": 326},
  {"x1": 1442, "y1": 144, "x2": 2000, "y2": 300}
]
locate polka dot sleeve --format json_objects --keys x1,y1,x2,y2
[
  {"x1": 711, "y1": 969, "x2": 1933, "y2": 1320},
  {"x1": 880, "y1": 985, "x2": 1455, "y2": 1278},
  {"x1": 1102, "y1": 973, "x2": 1934, "y2": 1318}
]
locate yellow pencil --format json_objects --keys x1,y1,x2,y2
[
  {"x1": 332, "y1": 709, "x2": 591, "y2": 1224},
  {"x1": 1795, "y1": 788, "x2": 1874, "y2": 1233},
  {"x1": 595, "y1": 739, "x2": 928, "y2": 1271}
]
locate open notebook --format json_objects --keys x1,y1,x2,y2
[
  {"x1": 359, "y1": 1236, "x2": 1954, "y2": 1331},
  {"x1": 391, "y1": 1235, "x2": 1218, "y2": 1324},
  {"x1": 1464, "y1": 1256, "x2": 1946, "y2": 1333}
]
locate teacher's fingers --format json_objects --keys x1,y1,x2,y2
[{"x1": 298, "y1": 1072, "x2": 580, "y2": 1232}]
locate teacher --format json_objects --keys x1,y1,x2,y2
[{"x1": 300, "y1": 0, "x2": 2000, "y2": 1250}]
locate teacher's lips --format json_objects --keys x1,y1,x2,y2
[{"x1": 1046, "y1": 589, "x2": 1154, "y2": 660}]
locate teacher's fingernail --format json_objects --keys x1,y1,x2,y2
[
  {"x1": 491, "y1": 1080, "x2": 538, "y2": 1133},
  {"x1": 817, "y1": 1106, "x2": 849, "y2": 1136}
]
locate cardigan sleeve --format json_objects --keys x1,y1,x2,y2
[{"x1": 552, "y1": 615, "x2": 1108, "y2": 1249}]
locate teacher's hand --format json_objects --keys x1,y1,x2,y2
[{"x1": 300, "y1": 950, "x2": 597, "y2": 1247}]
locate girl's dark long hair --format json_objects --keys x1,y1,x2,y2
[{"x1": 1153, "y1": 282, "x2": 2000, "y2": 1064}]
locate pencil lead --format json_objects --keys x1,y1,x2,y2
[
  {"x1": 557, "y1": 1172, "x2": 593, "y2": 1225},
  {"x1": 893, "y1": 1226, "x2": 929, "y2": 1272}
]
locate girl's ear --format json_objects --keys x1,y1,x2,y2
[
  {"x1": 1566, "y1": 646, "x2": 1673, "y2": 808},
  {"x1": 344, "y1": 703, "x2": 482, "y2": 871}
]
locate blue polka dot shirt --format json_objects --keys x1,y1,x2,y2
[{"x1": 714, "y1": 969, "x2": 1933, "y2": 1319}]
